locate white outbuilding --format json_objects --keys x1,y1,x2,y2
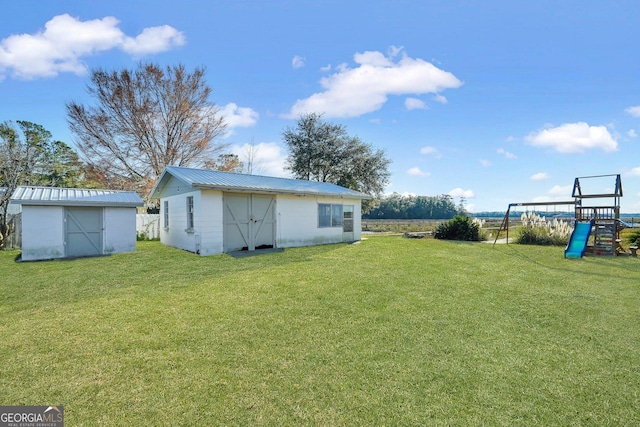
[
  {"x1": 150, "y1": 166, "x2": 370, "y2": 255},
  {"x1": 11, "y1": 186, "x2": 144, "y2": 261}
]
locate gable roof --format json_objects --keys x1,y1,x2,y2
[
  {"x1": 11, "y1": 186, "x2": 144, "y2": 207},
  {"x1": 150, "y1": 166, "x2": 371, "y2": 199}
]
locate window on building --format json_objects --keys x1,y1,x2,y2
[
  {"x1": 318, "y1": 204, "x2": 331, "y2": 227},
  {"x1": 163, "y1": 200, "x2": 169, "y2": 228},
  {"x1": 332, "y1": 204, "x2": 343, "y2": 227},
  {"x1": 186, "y1": 196, "x2": 194, "y2": 229},
  {"x1": 318, "y1": 203, "x2": 343, "y2": 228}
]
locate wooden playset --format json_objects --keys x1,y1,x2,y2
[{"x1": 494, "y1": 174, "x2": 635, "y2": 257}]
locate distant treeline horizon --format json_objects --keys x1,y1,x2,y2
[
  {"x1": 366, "y1": 194, "x2": 640, "y2": 220},
  {"x1": 364, "y1": 193, "x2": 463, "y2": 220}
]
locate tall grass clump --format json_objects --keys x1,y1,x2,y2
[
  {"x1": 516, "y1": 212, "x2": 573, "y2": 246},
  {"x1": 434, "y1": 215, "x2": 486, "y2": 241}
]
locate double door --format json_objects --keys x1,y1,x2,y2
[{"x1": 223, "y1": 194, "x2": 275, "y2": 251}]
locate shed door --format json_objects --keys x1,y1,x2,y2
[
  {"x1": 65, "y1": 207, "x2": 103, "y2": 257},
  {"x1": 343, "y1": 205, "x2": 354, "y2": 242},
  {"x1": 224, "y1": 194, "x2": 275, "y2": 251}
]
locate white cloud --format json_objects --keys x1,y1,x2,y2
[
  {"x1": 432, "y1": 94, "x2": 448, "y2": 104},
  {"x1": 406, "y1": 167, "x2": 431, "y2": 177},
  {"x1": 292, "y1": 55, "x2": 305, "y2": 69},
  {"x1": 230, "y1": 142, "x2": 287, "y2": 177},
  {"x1": 220, "y1": 103, "x2": 259, "y2": 129},
  {"x1": 526, "y1": 122, "x2": 618, "y2": 153},
  {"x1": 530, "y1": 172, "x2": 550, "y2": 181},
  {"x1": 387, "y1": 45, "x2": 404, "y2": 58},
  {"x1": 287, "y1": 47, "x2": 462, "y2": 118},
  {"x1": 548, "y1": 185, "x2": 573, "y2": 197},
  {"x1": 628, "y1": 167, "x2": 640, "y2": 177},
  {"x1": 0, "y1": 14, "x2": 184, "y2": 80},
  {"x1": 628, "y1": 129, "x2": 638, "y2": 138},
  {"x1": 320, "y1": 64, "x2": 332, "y2": 72},
  {"x1": 121, "y1": 25, "x2": 185, "y2": 56},
  {"x1": 497, "y1": 148, "x2": 517, "y2": 159},
  {"x1": 405, "y1": 97, "x2": 427, "y2": 110},
  {"x1": 625, "y1": 105, "x2": 640, "y2": 117},
  {"x1": 479, "y1": 159, "x2": 492, "y2": 167},
  {"x1": 449, "y1": 188, "x2": 475, "y2": 199},
  {"x1": 420, "y1": 146, "x2": 438, "y2": 156}
]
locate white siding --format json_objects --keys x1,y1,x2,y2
[
  {"x1": 196, "y1": 190, "x2": 224, "y2": 255},
  {"x1": 160, "y1": 189, "x2": 224, "y2": 256},
  {"x1": 275, "y1": 195, "x2": 362, "y2": 249},
  {"x1": 21, "y1": 206, "x2": 65, "y2": 261},
  {"x1": 160, "y1": 191, "x2": 197, "y2": 253},
  {"x1": 21, "y1": 206, "x2": 139, "y2": 261},
  {"x1": 159, "y1": 190, "x2": 362, "y2": 255},
  {"x1": 104, "y1": 208, "x2": 137, "y2": 254}
]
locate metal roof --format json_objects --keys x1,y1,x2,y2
[
  {"x1": 11, "y1": 186, "x2": 144, "y2": 207},
  {"x1": 150, "y1": 166, "x2": 371, "y2": 199}
]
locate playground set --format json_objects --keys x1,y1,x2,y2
[{"x1": 494, "y1": 174, "x2": 637, "y2": 258}]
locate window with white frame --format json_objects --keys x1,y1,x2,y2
[
  {"x1": 318, "y1": 203, "x2": 343, "y2": 228},
  {"x1": 186, "y1": 196, "x2": 194, "y2": 229},
  {"x1": 163, "y1": 200, "x2": 169, "y2": 228}
]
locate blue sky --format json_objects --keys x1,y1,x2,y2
[{"x1": 1, "y1": 0, "x2": 640, "y2": 212}]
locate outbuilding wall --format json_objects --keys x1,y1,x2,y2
[
  {"x1": 21, "y1": 205, "x2": 65, "y2": 261},
  {"x1": 275, "y1": 194, "x2": 362, "y2": 249},
  {"x1": 160, "y1": 189, "x2": 225, "y2": 255},
  {"x1": 198, "y1": 189, "x2": 224, "y2": 255},
  {"x1": 104, "y1": 207, "x2": 137, "y2": 254},
  {"x1": 20, "y1": 205, "x2": 138, "y2": 261},
  {"x1": 159, "y1": 190, "x2": 363, "y2": 256}
]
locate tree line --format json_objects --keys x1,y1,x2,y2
[{"x1": 364, "y1": 193, "x2": 464, "y2": 219}]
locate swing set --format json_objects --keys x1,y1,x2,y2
[
  {"x1": 493, "y1": 200, "x2": 575, "y2": 245},
  {"x1": 494, "y1": 174, "x2": 631, "y2": 257}
]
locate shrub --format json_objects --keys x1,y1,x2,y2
[
  {"x1": 434, "y1": 215, "x2": 483, "y2": 241},
  {"x1": 627, "y1": 229, "x2": 640, "y2": 246}
]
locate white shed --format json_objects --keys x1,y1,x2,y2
[
  {"x1": 11, "y1": 186, "x2": 144, "y2": 261},
  {"x1": 150, "y1": 166, "x2": 370, "y2": 255}
]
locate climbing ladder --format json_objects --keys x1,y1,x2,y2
[
  {"x1": 573, "y1": 175, "x2": 625, "y2": 256},
  {"x1": 591, "y1": 221, "x2": 614, "y2": 255}
]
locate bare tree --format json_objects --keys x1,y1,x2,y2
[
  {"x1": 205, "y1": 154, "x2": 244, "y2": 173},
  {"x1": 67, "y1": 63, "x2": 228, "y2": 193},
  {"x1": 243, "y1": 140, "x2": 264, "y2": 175}
]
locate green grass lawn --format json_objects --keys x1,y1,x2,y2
[{"x1": 1, "y1": 237, "x2": 639, "y2": 426}]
